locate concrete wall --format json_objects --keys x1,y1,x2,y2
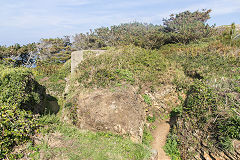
[{"x1": 71, "y1": 50, "x2": 106, "y2": 74}]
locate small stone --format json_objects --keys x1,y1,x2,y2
[
  {"x1": 233, "y1": 139, "x2": 240, "y2": 152},
  {"x1": 200, "y1": 149, "x2": 212, "y2": 160},
  {"x1": 209, "y1": 152, "x2": 220, "y2": 160},
  {"x1": 194, "y1": 154, "x2": 201, "y2": 160},
  {"x1": 201, "y1": 141, "x2": 208, "y2": 147},
  {"x1": 149, "y1": 149, "x2": 158, "y2": 160}
]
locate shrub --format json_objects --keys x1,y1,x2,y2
[
  {"x1": 163, "y1": 9, "x2": 214, "y2": 44},
  {"x1": 142, "y1": 126, "x2": 153, "y2": 146},
  {"x1": 215, "y1": 115, "x2": 240, "y2": 149},
  {"x1": 0, "y1": 43, "x2": 37, "y2": 67},
  {"x1": 219, "y1": 23, "x2": 240, "y2": 47},
  {"x1": 73, "y1": 22, "x2": 169, "y2": 50},
  {"x1": 0, "y1": 66, "x2": 45, "y2": 159},
  {"x1": 0, "y1": 105, "x2": 38, "y2": 159},
  {"x1": 180, "y1": 79, "x2": 240, "y2": 153},
  {"x1": 164, "y1": 134, "x2": 181, "y2": 160},
  {"x1": 184, "y1": 80, "x2": 217, "y2": 118},
  {"x1": 0, "y1": 67, "x2": 46, "y2": 112},
  {"x1": 37, "y1": 37, "x2": 73, "y2": 63}
]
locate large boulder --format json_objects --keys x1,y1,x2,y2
[{"x1": 75, "y1": 87, "x2": 146, "y2": 143}]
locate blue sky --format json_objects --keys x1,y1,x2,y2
[{"x1": 1, "y1": 0, "x2": 240, "y2": 46}]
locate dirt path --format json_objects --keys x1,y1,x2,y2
[{"x1": 151, "y1": 119, "x2": 171, "y2": 160}]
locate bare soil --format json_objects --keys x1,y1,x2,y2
[{"x1": 151, "y1": 120, "x2": 171, "y2": 160}]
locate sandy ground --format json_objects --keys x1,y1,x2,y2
[{"x1": 151, "y1": 120, "x2": 171, "y2": 160}]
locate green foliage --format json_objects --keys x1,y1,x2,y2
[
  {"x1": 146, "y1": 114, "x2": 156, "y2": 123},
  {"x1": 181, "y1": 79, "x2": 240, "y2": 151},
  {"x1": 0, "y1": 43, "x2": 36, "y2": 67},
  {"x1": 0, "y1": 105, "x2": 38, "y2": 159},
  {"x1": 142, "y1": 126, "x2": 153, "y2": 146},
  {"x1": 73, "y1": 10, "x2": 215, "y2": 50},
  {"x1": 219, "y1": 23, "x2": 240, "y2": 47},
  {"x1": 164, "y1": 42, "x2": 240, "y2": 80},
  {"x1": 215, "y1": 116, "x2": 240, "y2": 149},
  {"x1": 165, "y1": 41, "x2": 239, "y2": 157},
  {"x1": 37, "y1": 37, "x2": 72, "y2": 63},
  {"x1": 164, "y1": 134, "x2": 181, "y2": 160},
  {"x1": 35, "y1": 120, "x2": 151, "y2": 160},
  {"x1": 0, "y1": 66, "x2": 45, "y2": 159},
  {"x1": 184, "y1": 80, "x2": 217, "y2": 118},
  {"x1": 73, "y1": 22, "x2": 167, "y2": 50},
  {"x1": 49, "y1": 60, "x2": 71, "y2": 82},
  {"x1": 34, "y1": 60, "x2": 71, "y2": 96},
  {"x1": 170, "y1": 105, "x2": 183, "y2": 117},
  {"x1": 143, "y1": 94, "x2": 152, "y2": 106},
  {"x1": 0, "y1": 66, "x2": 45, "y2": 111},
  {"x1": 116, "y1": 69, "x2": 135, "y2": 83},
  {"x1": 74, "y1": 46, "x2": 168, "y2": 88},
  {"x1": 163, "y1": 9, "x2": 214, "y2": 44}
]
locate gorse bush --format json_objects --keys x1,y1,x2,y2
[
  {"x1": 160, "y1": 40, "x2": 240, "y2": 158},
  {"x1": 216, "y1": 116, "x2": 240, "y2": 149},
  {"x1": 0, "y1": 105, "x2": 38, "y2": 159},
  {"x1": 0, "y1": 66, "x2": 45, "y2": 159},
  {"x1": 184, "y1": 80, "x2": 217, "y2": 123},
  {"x1": 164, "y1": 134, "x2": 181, "y2": 160},
  {"x1": 180, "y1": 80, "x2": 240, "y2": 153},
  {"x1": 0, "y1": 67, "x2": 45, "y2": 112}
]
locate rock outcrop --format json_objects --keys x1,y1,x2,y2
[{"x1": 74, "y1": 87, "x2": 146, "y2": 143}]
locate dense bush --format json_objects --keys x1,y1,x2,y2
[
  {"x1": 73, "y1": 10, "x2": 215, "y2": 50},
  {"x1": 37, "y1": 37, "x2": 73, "y2": 63},
  {"x1": 0, "y1": 66, "x2": 46, "y2": 112},
  {"x1": 0, "y1": 105, "x2": 38, "y2": 159},
  {"x1": 0, "y1": 66, "x2": 45, "y2": 159},
  {"x1": 184, "y1": 80, "x2": 218, "y2": 124},
  {"x1": 0, "y1": 43, "x2": 36, "y2": 67},
  {"x1": 73, "y1": 22, "x2": 167, "y2": 50},
  {"x1": 163, "y1": 9, "x2": 214, "y2": 44},
  {"x1": 179, "y1": 80, "x2": 240, "y2": 156}
]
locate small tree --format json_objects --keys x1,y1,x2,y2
[
  {"x1": 37, "y1": 37, "x2": 73, "y2": 64},
  {"x1": 163, "y1": 9, "x2": 214, "y2": 44}
]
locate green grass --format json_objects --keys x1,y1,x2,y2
[
  {"x1": 33, "y1": 60, "x2": 71, "y2": 97},
  {"x1": 30, "y1": 115, "x2": 151, "y2": 160},
  {"x1": 71, "y1": 45, "x2": 168, "y2": 89},
  {"x1": 142, "y1": 126, "x2": 153, "y2": 147}
]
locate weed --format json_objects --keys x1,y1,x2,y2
[
  {"x1": 142, "y1": 126, "x2": 153, "y2": 146},
  {"x1": 142, "y1": 94, "x2": 152, "y2": 106},
  {"x1": 147, "y1": 114, "x2": 156, "y2": 123},
  {"x1": 164, "y1": 134, "x2": 181, "y2": 160}
]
